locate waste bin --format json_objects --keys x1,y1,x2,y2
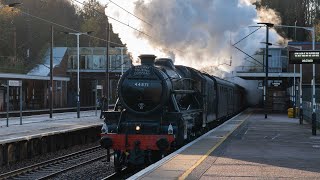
[
  {"x1": 288, "y1": 108, "x2": 294, "y2": 118},
  {"x1": 288, "y1": 107, "x2": 299, "y2": 118}
]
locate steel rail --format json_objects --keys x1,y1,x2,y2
[
  {"x1": 101, "y1": 167, "x2": 128, "y2": 180},
  {"x1": 0, "y1": 145, "x2": 110, "y2": 179}
]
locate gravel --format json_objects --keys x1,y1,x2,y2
[
  {"x1": 0, "y1": 142, "x2": 104, "y2": 174},
  {"x1": 52, "y1": 157, "x2": 115, "y2": 180},
  {"x1": 0, "y1": 142, "x2": 127, "y2": 179}
]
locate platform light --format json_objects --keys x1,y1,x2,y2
[
  {"x1": 258, "y1": 22, "x2": 274, "y2": 119},
  {"x1": 64, "y1": 31, "x2": 93, "y2": 118}
]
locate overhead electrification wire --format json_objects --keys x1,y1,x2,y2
[
  {"x1": 232, "y1": 27, "x2": 263, "y2": 66},
  {"x1": 71, "y1": 0, "x2": 151, "y2": 38},
  {"x1": 233, "y1": 27, "x2": 262, "y2": 46},
  {"x1": 17, "y1": 9, "x2": 124, "y2": 47},
  {"x1": 108, "y1": 0, "x2": 152, "y2": 27},
  {"x1": 244, "y1": 57, "x2": 263, "y2": 67},
  {"x1": 71, "y1": 0, "x2": 183, "y2": 53},
  {"x1": 233, "y1": 45, "x2": 263, "y2": 66}
]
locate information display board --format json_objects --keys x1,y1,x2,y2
[{"x1": 289, "y1": 51, "x2": 320, "y2": 64}]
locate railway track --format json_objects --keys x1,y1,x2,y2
[
  {"x1": 100, "y1": 166, "x2": 146, "y2": 180},
  {"x1": 0, "y1": 146, "x2": 109, "y2": 180},
  {"x1": 101, "y1": 167, "x2": 127, "y2": 180}
]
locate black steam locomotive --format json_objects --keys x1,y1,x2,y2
[{"x1": 100, "y1": 54, "x2": 246, "y2": 170}]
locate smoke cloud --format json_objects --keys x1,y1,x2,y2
[
  {"x1": 106, "y1": 0, "x2": 284, "y2": 105},
  {"x1": 107, "y1": 0, "x2": 283, "y2": 68},
  {"x1": 131, "y1": 0, "x2": 282, "y2": 68}
]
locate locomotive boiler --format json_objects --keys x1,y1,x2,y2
[{"x1": 100, "y1": 54, "x2": 246, "y2": 171}]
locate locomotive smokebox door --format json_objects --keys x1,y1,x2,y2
[{"x1": 118, "y1": 54, "x2": 172, "y2": 115}]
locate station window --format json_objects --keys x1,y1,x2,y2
[
  {"x1": 93, "y1": 55, "x2": 106, "y2": 69},
  {"x1": 110, "y1": 55, "x2": 121, "y2": 70},
  {"x1": 80, "y1": 55, "x2": 86, "y2": 69},
  {"x1": 73, "y1": 56, "x2": 78, "y2": 69},
  {"x1": 67, "y1": 56, "x2": 75, "y2": 69},
  {"x1": 86, "y1": 55, "x2": 93, "y2": 69}
]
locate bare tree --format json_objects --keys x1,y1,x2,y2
[{"x1": 255, "y1": 0, "x2": 320, "y2": 41}]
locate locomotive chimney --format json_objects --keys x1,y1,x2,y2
[{"x1": 139, "y1": 54, "x2": 156, "y2": 65}]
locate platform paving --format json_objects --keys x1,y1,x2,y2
[
  {"x1": 0, "y1": 110, "x2": 103, "y2": 143},
  {"x1": 131, "y1": 109, "x2": 320, "y2": 180}
]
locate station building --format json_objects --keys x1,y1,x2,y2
[
  {"x1": 0, "y1": 47, "x2": 131, "y2": 112},
  {"x1": 235, "y1": 42, "x2": 320, "y2": 117},
  {"x1": 65, "y1": 47, "x2": 131, "y2": 107}
]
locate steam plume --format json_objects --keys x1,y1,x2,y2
[
  {"x1": 107, "y1": 0, "x2": 282, "y2": 71},
  {"x1": 106, "y1": 0, "x2": 284, "y2": 105}
]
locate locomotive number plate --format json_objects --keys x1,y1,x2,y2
[{"x1": 134, "y1": 82, "x2": 150, "y2": 87}]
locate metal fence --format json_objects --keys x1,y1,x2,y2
[{"x1": 302, "y1": 101, "x2": 320, "y2": 127}]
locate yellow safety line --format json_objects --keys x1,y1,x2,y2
[{"x1": 178, "y1": 113, "x2": 252, "y2": 180}]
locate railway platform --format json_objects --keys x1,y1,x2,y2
[
  {"x1": 0, "y1": 110, "x2": 102, "y2": 143},
  {"x1": 130, "y1": 108, "x2": 320, "y2": 179},
  {"x1": 0, "y1": 110, "x2": 103, "y2": 165}
]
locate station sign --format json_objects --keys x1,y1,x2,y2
[
  {"x1": 8, "y1": 80, "x2": 22, "y2": 87},
  {"x1": 271, "y1": 82, "x2": 281, "y2": 87},
  {"x1": 289, "y1": 51, "x2": 320, "y2": 64},
  {"x1": 96, "y1": 85, "x2": 103, "y2": 89}
]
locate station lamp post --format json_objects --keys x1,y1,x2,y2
[
  {"x1": 106, "y1": 23, "x2": 110, "y2": 113},
  {"x1": 258, "y1": 22, "x2": 274, "y2": 119},
  {"x1": 286, "y1": 45, "x2": 302, "y2": 119},
  {"x1": 64, "y1": 31, "x2": 93, "y2": 118}
]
